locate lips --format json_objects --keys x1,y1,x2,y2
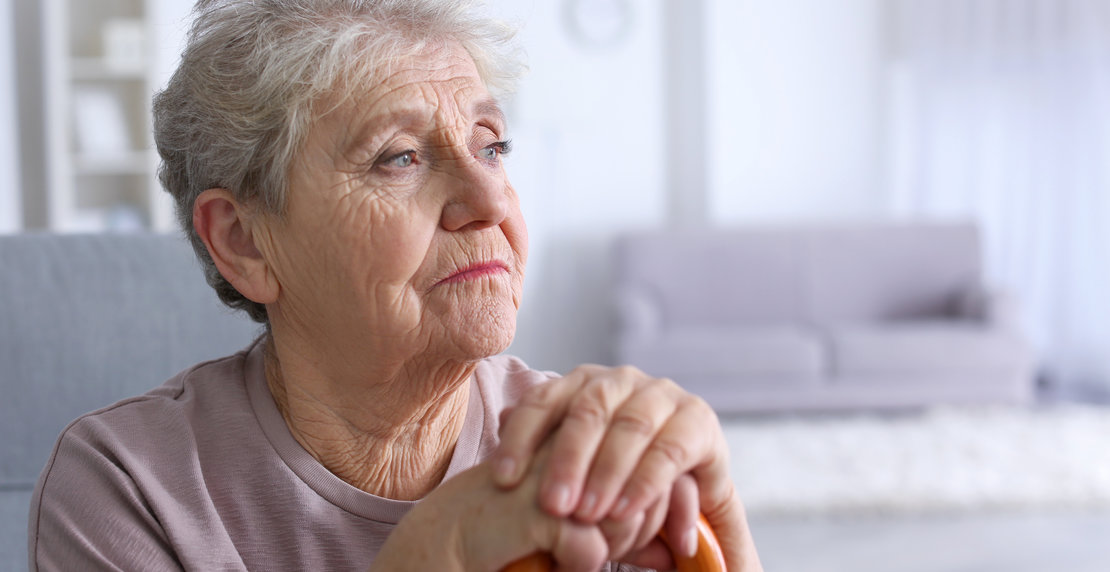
[{"x1": 435, "y1": 260, "x2": 510, "y2": 287}]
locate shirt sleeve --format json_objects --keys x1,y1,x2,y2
[{"x1": 28, "y1": 420, "x2": 185, "y2": 572}]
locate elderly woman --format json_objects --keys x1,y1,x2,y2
[{"x1": 30, "y1": 1, "x2": 761, "y2": 570}]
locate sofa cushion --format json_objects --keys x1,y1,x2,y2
[
  {"x1": 829, "y1": 323, "x2": 1032, "y2": 380},
  {"x1": 618, "y1": 327, "x2": 824, "y2": 385},
  {"x1": 616, "y1": 230, "x2": 808, "y2": 328},
  {"x1": 806, "y1": 222, "x2": 982, "y2": 323},
  {"x1": 0, "y1": 490, "x2": 31, "y2": 571}
]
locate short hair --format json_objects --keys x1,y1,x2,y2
[{"x1": 153, "y1": 0, "x2": 524, "y2": 323}]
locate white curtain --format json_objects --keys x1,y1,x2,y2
[{"x1": 888, "y1": 0, "x2": 1110, "y2": 392}]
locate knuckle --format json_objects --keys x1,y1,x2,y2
[
  {"x1": 565, "y1": 398, "x2": 610, "y2": 429},
  {"x1": 647, "y1": 435, "x2": 690, "y2": 470},
  {"x1": 610, "y1": 410, "x2": 657, "y2": 438},
  {"x1": 685, "y1": 392, "x2": 714, "y2": 416},
  {"x1": 646, "y1": 376, "x2": 682, "y2": 401},
  {"x1": 625, "y1": 474, "x2": 667, "y2": 507},
  {"x1": 564, "y1": 377, "x2": 620, "y2": 426},
  {"x1": 657, "y1": 375, "x2": 682, "y2": 392},
  {"x1": 615, "y1": 364, "x2": 642, "y2": 378},
  {"x1": 570, "y1": 363, "x2": 606, "y2": 377},
  {"x1": 519, "y1": 379, "x2": 563, "y2": 408}
]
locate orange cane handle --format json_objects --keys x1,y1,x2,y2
[{"x1": 503, "y1": 513, "x2": 726, "y2": 572}]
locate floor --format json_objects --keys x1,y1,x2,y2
[
  {"x1": 748, "y1": 509, "x2": 1110, "y2": 572},
  {"x1": 723, "y1": 393, "x2": 1110, "y2": 570}
]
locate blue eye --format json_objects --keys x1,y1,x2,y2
[
  {"x1": 387, "y1": 151, "x2": 416, "y2": 168},
  {"x1": 476, "y1": 140, "x2": 512, "y2": 163}
]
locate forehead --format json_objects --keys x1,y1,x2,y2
[{"x1": 334, "y1": 42, "x2": 501, "y2": 137}]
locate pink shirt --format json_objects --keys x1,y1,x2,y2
[{"x1": 29, "y1": 341, "x2": 644, "y2": 571}]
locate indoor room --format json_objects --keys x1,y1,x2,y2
[{"x1": 2, "y1": 0, "x2": 1109, "y2": 570}]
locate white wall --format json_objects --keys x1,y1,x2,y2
[
  {"x1": 491, "y1": 0, "x2": 668, "y2": 372},
  {"x1": 499, "y1": 0, "x2": 889, "y2": 371},
  {"x1": 0, "y1": 0, "x2": 20, "y2": 232},
  {"x1": 706, "y1": 0, "x2": 884, "y2": 223}
]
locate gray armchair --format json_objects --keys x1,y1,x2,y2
[{"x1": 0, "y1": 233, "x2": 259, "y2": 571}]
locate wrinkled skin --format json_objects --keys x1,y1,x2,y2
[
  {"x1": 198, "y1": 40, "x2": 528, "y2": 500},
  {"x1": 193, "y1": 39, "x2": 761, "y2": 571}
]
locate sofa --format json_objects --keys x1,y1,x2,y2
[
  {"x1": 0, "y1": 233, "x2": 260, "y2": 571},
  {"x1": 614, "y1": 222, "x2": 1036, "y2": 414}
]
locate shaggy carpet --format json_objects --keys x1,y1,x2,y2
[{"x1": 723, "y1": 404, "x2": 1110, "y2": 516}]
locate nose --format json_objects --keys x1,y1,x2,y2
[{"x1": 439, "y1": 157, "x2": 511, "y2": 232}]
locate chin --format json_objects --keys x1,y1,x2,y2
[{"x1": 448, "y1": 299, "x2": 518, "y2": 360}]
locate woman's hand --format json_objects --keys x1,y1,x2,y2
[
  {"x1": 372, "y1": 441, "x2": 702, "y2": 572},
  {"x1": 372, "y1": 447, "x2": 611, "y2": 572},
  {"x1": 492, "y1": 365, "x2": 763, "y2": 571}
]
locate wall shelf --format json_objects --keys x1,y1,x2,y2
[
  {"x1": 43, "y1": 0, "x2": 174, "y2": 233},
  {"x1": 72, "y1": 150, "x2": 155, "y2": 175},
  {"x1": 70, "y1": 57, "x2": 147, "y2": 81}
]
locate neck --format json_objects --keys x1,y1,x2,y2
[{"x1": 263, "y1": 335, "x2": 474, "y2": 500}]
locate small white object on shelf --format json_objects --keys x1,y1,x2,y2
[
  {"x1": 105, "y1": 204, "x2": 147, "y2": 232},
  {"x1": 71, "y1": 86, "x2": 132, "y2": 155},
  {"x1": 562, "y1": 0, "x2": 633, "y2": 49},
  {"x1": 71, "y1": 58, "x2": 146, "y2": 80},
  {"x1": 102, "y1": 19, "x2": 147, "y2": 74},
  {"x1": 73, "y1": 151, "x2": 153, "y2": 175}
]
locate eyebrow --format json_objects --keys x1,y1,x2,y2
[
  {"x1": 472, "y1": 98, "x2": 506, "y2": 128},
  {"x1": 342, "y1": 96, "x2": 507, "y2": 160}
]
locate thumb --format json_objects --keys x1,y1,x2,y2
[{"x1": 700, "y1": 486, "x2": 763, "y2": 572}]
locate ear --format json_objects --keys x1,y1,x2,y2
[{"x1": 193, "y1": 188, "x2": 279, "y2": 305}]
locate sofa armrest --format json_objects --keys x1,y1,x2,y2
[
  {"x1": 956, "y1": 283, "x2": 1022, "y2": 331},
  {"x1": 614, "y1": 285, "x2": 662, "y2": 339}
]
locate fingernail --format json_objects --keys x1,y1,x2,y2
[
  {"x1": 683, "y1": 527, "x2": 698, "y2": 558},
  {"x1": 495, "y1": 456, "x2": 516, "y2": 482},
  {"x1": 612, "y1": 495, "x2": 631, "y2": 518},
  {"x1": 577, "y1": 491, "x2": 597, "y2": 519},
  {"x1": 551, "y1": 484, "x2": 572, "y2": 514}
]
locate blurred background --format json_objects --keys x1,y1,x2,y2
[{"x1": 2, "y1": 0, "x2": 1109, "y2": 570}]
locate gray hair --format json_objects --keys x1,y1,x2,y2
[{"x1": 153, "y1": 0, "x2": 524, "y2": 323}]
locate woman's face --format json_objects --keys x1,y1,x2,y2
[{"x1": 256, "y1": 42, "x2": 527, "y2": 370}]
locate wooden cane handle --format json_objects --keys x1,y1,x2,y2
[{"x1": 503, "y1": 513, "x2": 726, "y2": 572}]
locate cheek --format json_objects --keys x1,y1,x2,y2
[
  {"x1": 506, "y1": 205, "x2": 528, "y2": 275},
  {"x1": 337, "y1": 192, "x2": 441, "y2": 284},
  {"x1": 509, "y1": 215, "x2": 528, "y2": 268},
  {"x1": 501, "y1": 189, "x2": 528, "y2": 264},
  {"x1": 503, "y1": 209, "x2": 528, "y2": 310}
]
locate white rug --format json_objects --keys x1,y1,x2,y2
[{"x1": 723, "y1": 405, "x2": 1110, "y2": 516}]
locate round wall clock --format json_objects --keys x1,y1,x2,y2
[{"x1": 562, "y1": 0, "x2": 633, "y2": 49}]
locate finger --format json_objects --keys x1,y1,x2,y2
[
  {"x1": 596, "y1": 505, "x2": 646, "y2": 560},
  {"x1": 612, "y1": 395, "x2": 721, "y2": 521},
  {"x1": 604, "y1": 478, "x2": 694, "y2": 568},
  {"x1": 537, "y1": 369, "x2": 637, "y2": 515},
  {"x1": 492, "y1": 372, "x2": 588, "y2": 488},
  {"x1": 497, "y1": 406, "x2": 515, "y2": 433},
  {"x1": 675, "y1": 413, "x2": 764, "y2": 571},
  {"x1": 700, "y1": 486, "x2": 764, "y2": 572},
  {"x1": 549, "y1": 518, "x2": 609, "y2": 572},
  {"x1": 663, "y1": 474, "x2": 700, "y2": 559},
  {"x1": 573, "y1": 377, "x2": 679, "y2": 522},
  {"x1": 636, "y1": 485, "x2": 671, "y2": 552}
]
